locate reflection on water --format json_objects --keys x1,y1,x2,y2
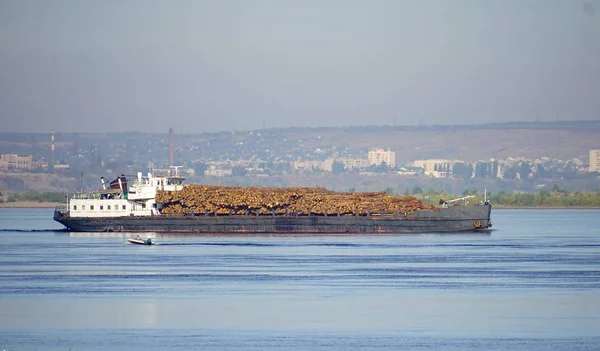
[{"x1": 0, "y1": 208, "x2": 599, "y2": 350}]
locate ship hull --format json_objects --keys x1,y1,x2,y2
[{"x1": 54, "y1": 204, "x2": 492, "y2": 234}]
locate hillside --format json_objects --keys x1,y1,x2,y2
[
  {"x1": 0, "y1": 120, "x2": 599, "y2": 194},
  {"x1": 1, "y1": 120, "x2": 598, "y2": 163},
  {"x1": 271, "y1": 121, "x2": 600, "y2": 162}
]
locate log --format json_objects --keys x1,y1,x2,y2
[{"x1": 156, "y1": 185, "x2": 438, "y2": 215}]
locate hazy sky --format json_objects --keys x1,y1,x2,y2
[{"x1": 1, "y1": 0, "x2": 599, "y2": 133}]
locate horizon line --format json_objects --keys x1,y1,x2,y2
[{"x1": 1, "y1": 119, "x2": 599, "y2": 135}]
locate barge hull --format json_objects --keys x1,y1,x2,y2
[{"x1": 54, "y1": 204, "x2": 491, "y2": 234}]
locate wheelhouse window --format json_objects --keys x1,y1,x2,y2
[
  {"x1": 73, "y1": 205, "x2": 77, "y2": 210},
  {"x1": 100, "y1": 205, "x2": 103, "y2": 210},
  {"x1": 90, "y1": 205, "x2": 94, "y2": 210},
  {"x1": 142, "y1": 204, "x2": 146, "y2": 209},
  {"x1": 107, "y1": 205, "x2": 111, "y2": 210},
  {"x1": 82, "y1": 205, "x2": 86, "y2": 210},
  {"x1": 122, "y1": 205, "x2": 126, "y2": 210}
]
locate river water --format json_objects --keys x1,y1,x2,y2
[{"x1": 1, "y1": 208, "x2": 599, "y2": 350}]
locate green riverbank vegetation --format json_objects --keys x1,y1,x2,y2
[
  {"x1": 2, "y1": 186, "x2": 600, "y2": 208},
  {"x1": 0, "y1": 190, "x2": 66, "y2": 204},
  {"x1": 398, "y1": 185, "x2": 600, "y2": 208}
]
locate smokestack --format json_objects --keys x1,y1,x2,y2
[
  {"x1": 51, "y1": 130, "x2": 55, "y2": 165},
  {"x1": 168, "y1": 127, "x2": 174, "y2": 167}
]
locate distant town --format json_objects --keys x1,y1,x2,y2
[{"x1": 1, "y1": 121, "x2": 599, "y2": 195}]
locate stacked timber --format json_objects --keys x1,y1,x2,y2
[{"x1": 156, "y1": 185, "x2": 438, "y2": 216}]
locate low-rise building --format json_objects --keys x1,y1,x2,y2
[
  {"x1": 204, "y1": 168, "x2": 233, "y2": 177},
  {"x1": 53, "y1": 164, "x2": 70, "y2": 170},
  {"x1": 411, "y1": 159, "x2": 457, "y2": 177},
  {"x1": 204, "y1": 163, "x2": 233, "y2": 177},
  {"x1": 0, "y1": 154, "x2": 34, "y2": 169},
  {"x1": 323, "y1": 157, "x2": 370, "y2": 172},
  {"x1": 397, "y1": 166, "x2": 424, "y2": 176},
  {"x1": 292, "y1": 160, "x2": 325, "y2": 171}
]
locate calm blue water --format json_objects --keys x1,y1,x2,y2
[{"x1": 1, "y1": 208, "x2": 599, "y2": 350}]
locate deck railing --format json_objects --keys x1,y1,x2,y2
[
  {"x1": 54, "y1": 205, "x2": 69, "y2": 215},
  {"x1": 70, "y1": 192, "x2": 102, "y2": 200}
]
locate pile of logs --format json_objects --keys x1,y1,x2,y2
[{"x1": 156, "y1": 185, "x2": 438, "y2": 216}]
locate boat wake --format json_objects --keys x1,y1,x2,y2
[
  {"x1": 156, "y1": 242, "x2": 280, "y2": 247},
  {"x1": 0, "y1": 229, "x2": 68, "y2": 233}
]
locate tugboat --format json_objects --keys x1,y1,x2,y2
[{"x1": 127, "y1": 235, "x2": 153, "y2": 245}]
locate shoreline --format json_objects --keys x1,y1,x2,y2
[{"x1": 0, "y1": 201, "x2": 64, "y2": 208}]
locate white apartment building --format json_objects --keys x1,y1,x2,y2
[
  {"x1": 590, "y1": 149, "x2": 600, "y2": 172},
  {"x1": 411, "y1": 159, "x2": 457, "y2": 178},
  {"x1": 368, "y1": 148, "x2": 396, "y2": 168}
]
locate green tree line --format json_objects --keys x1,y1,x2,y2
[
  {"x1": 488, "y1": 189, "x2": 600, "y2": 207},
  {"x1": 394, "y1": 186, "x2": 600, "y2": 208},
  {"x1": 4, "y1": 186, "x2": 600, "y2": 207},
  {"x1": 1, "y1": 191, "x2": 67, "y2": 203}
]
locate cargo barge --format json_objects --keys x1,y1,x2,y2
[{"x1": 53, "y1": 170, "x2": 492, "y2": 234}]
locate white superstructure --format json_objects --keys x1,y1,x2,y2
[{"x1": 66, "y1": 169, "x2": 184, "y2": 218}]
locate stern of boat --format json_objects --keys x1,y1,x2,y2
[{"x1": 474, "y1": 202, "x2": 493, "y2": 231}]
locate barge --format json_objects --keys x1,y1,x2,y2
[{"x1": 53, "y1": 170, "x2": 492, "y2": 234}]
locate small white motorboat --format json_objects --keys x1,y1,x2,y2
[{"x1": 127, "y1": 235, "x2": 153, "y2": 245}]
